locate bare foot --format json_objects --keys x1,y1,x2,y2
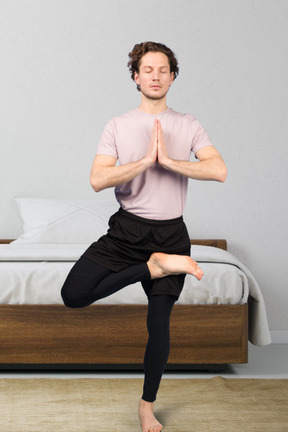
[
  {"x1": 138, "y1": 399, "x2": 163, "y2": 432},
  {"x1": 147, "y1": 252, "x2": 204, "y2": 280}
]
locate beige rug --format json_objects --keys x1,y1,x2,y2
[{"x1": 0, "y1": 377, "x2": 287, "y2": 431}]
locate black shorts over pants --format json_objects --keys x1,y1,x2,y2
[{"x1": 82, "y1": 207, "x2": 191, "y2": 299}]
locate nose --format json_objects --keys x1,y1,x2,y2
[{"x1": 152, "y1": 71, "x2": 160, "y2": 80}]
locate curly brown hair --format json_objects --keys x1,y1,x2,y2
[{"x1": 127, "y1": 41, "x2": 179, "y2": 91}]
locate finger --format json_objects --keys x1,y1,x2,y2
[
  {"x1": 157, "y1": 121, "x2": 163, "y2": 143},
  {"x1": 156, "y1": 119, "x2": 159, "y2": 139},
  {"x1": 151, "y1": 121, "x2": 157, "y2": 143}
]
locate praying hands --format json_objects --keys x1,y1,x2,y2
[{"x1": 146, "y1": 119, "x2": 170, "y2": 168}]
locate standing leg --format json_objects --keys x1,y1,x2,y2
[{"x1": 139, "y1": 294, "x2": 176, "y2": 432}]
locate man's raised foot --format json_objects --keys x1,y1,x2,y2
[{"x1": 147, "y1": 252, "x2": 204, "y2": 280}]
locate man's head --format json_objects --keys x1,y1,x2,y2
[{"x1": 128, "y1": 42, "x2": 179, "y2": 97}]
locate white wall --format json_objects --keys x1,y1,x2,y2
[{"x1": 1, "y1": 0, "x2": 287, "y2": 333}]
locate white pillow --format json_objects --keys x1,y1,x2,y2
[{"x1": 13, "y1": 198, "x2": 119, "y2": 244}]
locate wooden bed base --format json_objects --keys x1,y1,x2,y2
[{"x1": 0, "y1": 239, "x2": 248, "y2": 369}]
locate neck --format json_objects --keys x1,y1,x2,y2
[{"x1": 138, "y1": 95, "x2": 168, "y2": 114}]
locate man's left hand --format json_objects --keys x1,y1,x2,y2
[{"x1": 157, "y1": 120, "x2": 171, "y2": 168}]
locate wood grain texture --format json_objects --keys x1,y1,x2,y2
[
  {"x1": 0, "y1": 304, "x2": 248, "y2": 366},
  {"x1": 190, "y1": 239, "x2": 227, "y2": 250}
]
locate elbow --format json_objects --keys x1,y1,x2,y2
[
  {"x1": 90, "y1": 175, "x2": 104, "y2": 193},
  {"x1": 217, "y1": 163, "x2": 228, "y2": 183}
]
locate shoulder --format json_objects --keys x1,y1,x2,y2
[
  {"x1": 167, "y1": 108, "x2": 197, "y2": 123},
  {"x1": 104, "y1": 109, "x2": 139, "y2": 131},
  {"x1": 166, "y1": 109, "x2": 203, "y2": 131},
  {"x1": 110, "y1": 109, "x2": 139, "y2": 123}
]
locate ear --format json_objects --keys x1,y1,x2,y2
[
  {"x1": 134, "y1": 72, "x2": 140, "y2": 86},
  {"x1": 170, "y1": 72, "x2": 174, "y2": 85}
]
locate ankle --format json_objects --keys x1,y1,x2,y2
[
  {"x1": 147, "y1": 253, "x2": 167, "y2": 279},
  {"x1": 139, "y1": 398, "x2": 154, "y2": 408}
]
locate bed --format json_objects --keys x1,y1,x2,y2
[{"x1": 0, "y1": 198, "x2": 271, "y2": 370}]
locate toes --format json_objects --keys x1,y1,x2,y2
[
  {"x1": 154, "y1": 425, "x2": 163, "y2": 432},
  {"x1": 192, "y1": 263, "x2": 204, "y2": 280}
]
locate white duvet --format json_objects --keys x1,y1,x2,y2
[
  {"x1": 0, "y1": 243, "x2": 271, "y2": 346},
  {"x1": 0, "y1": 243, "x2": 247, "y2": 305}
]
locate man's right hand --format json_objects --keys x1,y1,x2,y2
[{"x1": 144, "y1": 119, "x2": 158, "y2": 167}]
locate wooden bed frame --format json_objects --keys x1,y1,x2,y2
[{"x1": 0, "y1": 239, "x2": 248, "y2": 370}]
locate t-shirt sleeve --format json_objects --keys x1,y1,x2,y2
[
  {"x1": 191, "y1": 119, "x2": 213, "y2": 155},
  {"x1": 96, "y1": 119, "x2": 118, "y2": 159}
]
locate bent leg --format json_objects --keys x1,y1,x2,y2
[{"x1": 61, "y1": 256, "x2": 150, "y2": 308}]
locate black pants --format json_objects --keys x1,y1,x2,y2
[{"x1": 61, "y1": 256, "x2": 176, "y2": 402}]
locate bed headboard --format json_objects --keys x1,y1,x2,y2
[
  {"x1": 0, "y1": 239, "x2": 227, "y2": 250},
  {"x1": 190, "y1": 239, "x2": 227, "y2": 250}
]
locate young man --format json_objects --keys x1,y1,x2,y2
[{"x1": 61, "y1": 41, "x2": 227, "y2": 432}]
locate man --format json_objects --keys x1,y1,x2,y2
[{"x1": 61, "y1": 41, "x2": 227, "y2": 432}]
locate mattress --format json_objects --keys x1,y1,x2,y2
[{"x1": 0, "y1": 243, "x2": 248, "y2": 305}]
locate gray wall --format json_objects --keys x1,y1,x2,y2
[{"x1": 1, "y1": 0, "x2": 287, "y2": 335}]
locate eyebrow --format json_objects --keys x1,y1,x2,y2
[{"x1": 143, "y1": 65, "x2": 169, "y2": 70}]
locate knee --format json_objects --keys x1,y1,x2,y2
[
  {"x1": 61, "y1": 288, "x2": 77, "y2": 308},
  {"x1": 61, "y1": 283, "x2": 86, "y2": 309}
]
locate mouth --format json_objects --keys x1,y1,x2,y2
[{"x1": 150, "y1": 85, "x2": 161, "y2": 89}]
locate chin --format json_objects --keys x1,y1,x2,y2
[{"x1": 142, "y1": 89, "x2": 169, "y2": 101}]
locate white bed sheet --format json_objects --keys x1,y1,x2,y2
[
  {"x1": 0, "y1": 260, "x2": 247, "y2": 306},
  {"x1": 0, "y1": 243, "x2": 247, "y2": 306}
]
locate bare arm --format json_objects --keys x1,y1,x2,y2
[
  {"x1": 157, "y1": 120, "x2": 227, "y2": 182},
  {"x1": 90, "y1": 155, "x2": 149, "y2": 192},
  {"x1": 90, "y1": 120, "x2": 158, "y2": 192}
]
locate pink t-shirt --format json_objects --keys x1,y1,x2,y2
[{"x1": 96, "y1": 107, "x2": 213, "y2": 220}]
